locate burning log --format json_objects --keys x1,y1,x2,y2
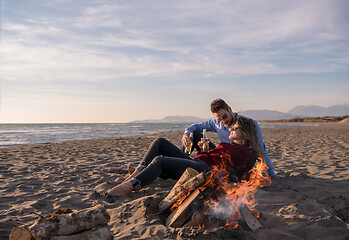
[
  {"x1": 163, "y1": 159, "x2": 271, "y2": 231},
  {"x1": 165, "y1": 188, "x2": 262, "y2": 231},
  {"x1": 169, "y1": 167, "x2": 199, "y2": 190},
  {"x1": 239, "y1": 204, "x2": 262, "y2": 231},
  {"x1": 166, "y1": 188, "x2": 202, "y2": 228},
  {"x1": 158, "y1": 168, "x2": 206, "y2": 212},
  {"x1": 182, "y1": 212, "x2": 205, "y2": 228},
  {"x1": 9, "y1": 205, "x2": 112, "y2": 240}
]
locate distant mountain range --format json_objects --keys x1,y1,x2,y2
[
  {"x1": 239, "y1": 110, "x2": 297, "y2": 121},
  {"x1": 130, "y1": 104, "x2": 349, "y2": 122},
  {"x1": 238, "y1": 104, "x2": 348, "y2": 120},
  {"x1": 287, "y1": 104, "x2": 349, "y2": 117}
]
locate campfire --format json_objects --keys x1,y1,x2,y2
[{"x1": 159, "y1": 156, "x2": 272, "y2": 231}]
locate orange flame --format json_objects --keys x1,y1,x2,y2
[
  {"x1": 201, "y1": 154, "x2": 272, "y2": 229},
  {"x1": 168, "y1": 154, "x2": 272, "y2": 229},
  {"x1": 170, "y1": 187, "x2": 195, "y2": 212}
]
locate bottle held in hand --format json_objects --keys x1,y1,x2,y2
[
  {"x1": 202, "y1": 129, "x2": 209, "y2": 153},
  {"x1": 185, "y1": 132, "x2": 194, "y2": 155}
]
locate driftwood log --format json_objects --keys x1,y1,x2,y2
[
  {"x1": 9, "y1": 226, "x2": 34, "y2": 240},
  {"x1": 9, "y1": 204, "x2": 111, "y2": 240},
  {"x1": 9, "y1": 226, "x2": 113, "y2": 240},
  {"x1": 158, "y1": 169, "x2": 206, "y2": 212},
  {"x1": 50, "y1": 226, "x2": 113, "y2": 240}
]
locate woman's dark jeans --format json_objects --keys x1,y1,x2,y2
[{"x1": 135, "y1": 138, "x2": 210, "y2": 187}]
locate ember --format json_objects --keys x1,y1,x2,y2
[{"x1": 162, "y1": 155, "x2": 272, "y2": 231}]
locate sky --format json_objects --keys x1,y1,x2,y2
[{"x1": 0, "y1": 0, "x2": 348, "y2": 123}]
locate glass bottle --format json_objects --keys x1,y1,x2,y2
[{"x1": 202, "y1": 129, "x2": 209, "y2": 153}]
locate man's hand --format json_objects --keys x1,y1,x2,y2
[{"x1": 182, "y1": 133, "x2": 191, "y2": 147}]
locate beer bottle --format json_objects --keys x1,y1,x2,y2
[
  {"x1": 202, "y1": 129, "x2": 209, "y2": 153},
  {"x1": 184, "y1": 132, "x2": 194, "y2": 155}
]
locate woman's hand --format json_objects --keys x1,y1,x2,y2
[
  {"x1": 197, "y1": 139, "x2": 204, "y2": 149},
  {"x1": 198, "y1": 138, "x2": 210, "y2": 151}
]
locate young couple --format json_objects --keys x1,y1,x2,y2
[{"x1": 107, "y1": 99, "x2": 276, "y2": 197}]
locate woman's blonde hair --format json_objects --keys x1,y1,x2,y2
[{"x1": 238, "y1": 118, "x2": 264, "y2": 158}]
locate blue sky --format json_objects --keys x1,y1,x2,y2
[{"x1": 0, "y1": 0, "x2": 348, "y2": 123}]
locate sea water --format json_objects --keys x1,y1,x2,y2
[
  {"x1": 0, "y1": 123, "x2": 190, "y2": 147},
  {"x1": 0, "y1": 122, "x2": 316, "y2": 147}
]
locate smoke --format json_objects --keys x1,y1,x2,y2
[{"x1": 207, "y1": 193, "x2": 244, "y2": 221}]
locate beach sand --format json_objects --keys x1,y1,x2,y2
[{"x1": 1, "y1": 124, "x2": 348, "y2": 239}]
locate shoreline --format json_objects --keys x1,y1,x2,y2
[
  {"x1": 259, "y1": 120, "x2": 347, "y2": 126},
  {"x1": 1, "y1": 125, "x2": 348, "y2": 239},
  {"x1": 0, "y1": 121, "x2": 338, "y2": 149}
]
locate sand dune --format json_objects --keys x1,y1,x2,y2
[{"x1": 1, "y1": 124, "x2": 348, "y2": 239}]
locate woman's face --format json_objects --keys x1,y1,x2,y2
[{"x1": 229, "y1": 123, "x2": 243, "y2": 141}]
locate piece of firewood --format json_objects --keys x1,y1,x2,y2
[
  {"x1": 9, "y1": 226, "x2": 34, "y2": 240},
  {"x1": 158, "y1": 168, "x2": 198, "y2": 212},
  {"x1": 50, "y1": 226, "x2": 113, "y2": 240},
  {"x1": 239, "y1": 204, "x2": 262, "y2": 231},
  {"x1": 166, "y1": 188, "x2": 202, "y2": 228},
  {"x1": 181, "y1": 172, "x2": 205, "y2": 190},
  {"x1": 28, "y1": 204, "x2": 110, "y2": 239},
  {"x1": 173, "y1": 167, "x2": 200, "y2": 189},
  {"x1": 158, "y1": 170, "x2": 205, "y2": 212},
  {"x1": 182, "y1": 212, "x2": 204, "y2": 228}
]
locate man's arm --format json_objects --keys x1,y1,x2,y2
[
  {"x1": 182, "y1": 119, "x2": 217, "y2": 147},
  {"x1": 184, "y1": 119, "x2": 217, "y2": 135}
]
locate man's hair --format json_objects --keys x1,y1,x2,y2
[{"x1": 210, "y1": 98, "x2": 229, "y2": 113}]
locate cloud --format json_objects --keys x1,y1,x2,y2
[
  {"x1": 73, "y1": 4, "x2": 123, "y2": 28},
  {"x1": 0, "y1": 0, "x2": 348, "y2": 122},
  {"x1": 2, "y1": 0, "x2": 348, "y2": 83}
]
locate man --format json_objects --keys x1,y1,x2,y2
[{"x1": 182, "y1": 98, "x2": 276, "y2": 177}]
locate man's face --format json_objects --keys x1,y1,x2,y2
[{"x1": 213, "y1": 108, "x2": 234, "y2": 127}]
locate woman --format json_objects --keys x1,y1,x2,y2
[{"x1": 107, "y1": 118, "x2": 263, "y2": 197}]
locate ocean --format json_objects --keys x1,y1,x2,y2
[{"x1": 0, "y1": 122, "x2": 316, "y2": 147}]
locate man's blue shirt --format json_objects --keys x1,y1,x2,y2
[{"x1": 184, "y1": 115, "x2": 276, "y2": 177}]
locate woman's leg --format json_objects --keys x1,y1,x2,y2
[
  {"x1": 107, "y1": 180, "x2": 134, "y2": 197},
  {"x1": 121, "y1": 137, "x2": 189, "y2": 182},
  {"x1": 135, "y1": 156, "x2": 209, "y2": 187},
  {"x1": 136, "y1": 137, "x2": 191, "y2": 172},
  {"x1": 108, "y1": 156, "x2": 209, "y2": 196}
]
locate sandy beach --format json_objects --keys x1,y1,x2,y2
[{"x1": 1, "y1": 124, "x2": 348, "y2": 239}]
